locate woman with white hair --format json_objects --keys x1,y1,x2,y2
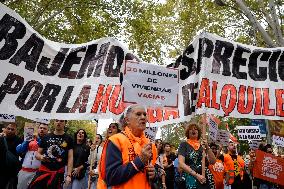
[{"x1": 105, "y1": 104, "x2": 157, "y2": 189}]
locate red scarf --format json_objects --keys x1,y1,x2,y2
[{"x1": 187, "y1": 139, "x2": 200, "y2": 150}]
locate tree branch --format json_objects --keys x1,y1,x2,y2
[
  {"x1": 259, "y1": 0, "x2": 277, "y2": 35},
  {"x1": 235, "y1": 0, "x2": 276, "y2": 47},
  {"x1": 268, "y1": 0, "x2": 284, "y2": 46},
  {"x1": 30, "y1": 0, "x2": 55, "y2": 25},
  {"x1": 34, "y1": 5, "x2": 72, "y2": 30}
]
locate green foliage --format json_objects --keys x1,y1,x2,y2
[
  {"x1": 161, "y1": 123, "x2": 186, "y2": 148},
  {"x1": 3, "y1": 0, "x2": 283, "y2": 64},
  {"x1": 160, "y1": 115, "x2": 254, "y2": 154},
  {"x1": 15, "y1": 116, "x2": 96, "y2": 140}
]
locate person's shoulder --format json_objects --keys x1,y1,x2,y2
[
  {"x1": 179, "y1": 141, "x2": 188, "y2": 147},
  {"x1": 108, "y1": 133, "x2": 127, "y2": 149},
  {"x1": 109, "y1": 133, "x2": 125, "y2": 141},
  {"x1": 65, "y1": 133, "x2": 73, "y2": 140},
  {"x1": 15, "y1": 135, "x2": 23, "y2": 143}
]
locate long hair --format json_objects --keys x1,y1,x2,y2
[
  {"x1": 74, "y1": 129, "x2": 88, "y2": 144},
  {"x1": 96, "y1": 134, "x2": 103, "y2": 146}
]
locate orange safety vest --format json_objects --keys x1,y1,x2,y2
[
  {"x1": 96, "y1": 140, "x2": 109, "y2": 189},
  {"x1": 107, "y1": 133, "x2": 157, "y2": 189},
  {"x1": 223, "y1": 154, "x2": 245, "y2": 185}
]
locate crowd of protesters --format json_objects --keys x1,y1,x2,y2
[{"x1": 0, "y1": 104, "x2": 283, "y2": 189}]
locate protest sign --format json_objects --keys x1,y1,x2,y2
[
  {"x1": 207, "y1": 115, "x2": 219, "y2": 141},
  {"x1": 122, "y1": 61, "x2": 178, "y2": 107},
  {"x1": 237, "y1": 126, "x2": 262, "y2": 140},
  {"x1": 272, "y1": 135, "x2": 284, "y2": 148},
  {"x1": 216, "y1": 130, "x2": 230, "y2": 146},
  {"x1": 248, "y1": 140, "x2": 261, "y2": 150},
  {"x1": 0, "y1": 3, "x2": 283, "y2": 125},
  {"x1": 24, "y1": 122, "x2": 37, "y2": 141},
  {"x1": 144, "y1": 126, "x2": 158, "y2": 142},
  {"x1": 0, "y1": 114, "x2": 15, "y2": 122},
  {"x1": 253, "y1": 150, "x2": 284, "y2": 186}
]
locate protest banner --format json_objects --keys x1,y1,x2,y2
[
  {"x1": 206, "y1": 115, "x2": 220, "y2": 141},
  {"x1": 0, "y1": 114, "x2": 15, "y2": 122},
  {"x1": 237, "y1": 126, "x2": 262, "y2": 140},
  {"x1": 24, "y1": 122, "x2": 37, "y2": 141},
  {"x1": 122, "y1": 61, "x2": 178, "y2": 107},
  {"x1": 0, "y1": 3, "x2": 283, "y2": 125},
  {"x1": 253, "y1": 150, "x2": 284, "y2": 186},
  {"x1": 215, "y1": 130, "x2": 230, "y2": 146},
  {"x1": 272, "y1": 135, "x2": 284, "y2": 148},
  {"x1": 144, "y1": 126, "x2": 158, "y2": 142}
]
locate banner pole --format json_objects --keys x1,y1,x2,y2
[
  {"x1": 87, "y1": 121, "x2": 98, "y2": 189},
  {"x1": 201, "y1": 115, "x2": 206, "y2": 177}
]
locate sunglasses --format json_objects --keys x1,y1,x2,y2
[{"x1": 6, "y1": 127, "x2": 15, "y2": 131}]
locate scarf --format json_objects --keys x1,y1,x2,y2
[
  {"x1": 187, "y1": 139, "x2": 200, "y2": 151},
  {"x1": 123, "y1": 126, "x2": 149, "y2": 155}
]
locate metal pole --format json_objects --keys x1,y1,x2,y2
[{"x1": 265, "y1": 119, "x2": 271, "y2": 144}]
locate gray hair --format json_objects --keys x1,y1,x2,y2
[{"x1": 124, "y1": 104, "x2": 146, "y2": 117}]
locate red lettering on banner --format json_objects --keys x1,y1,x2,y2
[
  {"x1": 148, "y1": 108, "x2": 163, "y2": 123},
  {"x1": 91, "y1": 84, "x2": 112, "y2": 113},
  {"x1": 164, "y1": 108, "x2": 179, "y2": 120},
  {"x1": 220, "y1": 84, "x2": 237, "y2": 116},
  {"x1": 197, "y1": 78, "x2": 210, "y2": 108},
  {"x1": 147, "y1": 107, "x2": 179, "y2": 123},
  {"x1": 262, "y1": 88, "x2": 275, "y2": 116},
  {"x1": 109, "y1": 85, "x2": 124, "y2": 115},
  {"x1": 237, "y1": 85, "x2": 254, "y2": 114},
  {"x1": 275, "y1": 89, "x2": 284, "y2": 117},
  {"x1": 254, "y1": 88, "x2": 262, "y2": 115},
  {"x1": 211, "y1": 81, "x2": 220, "y2": 110}
]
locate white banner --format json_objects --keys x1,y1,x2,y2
[
  {"x1": 237, "y1": 126, "x2": 262, "y2": 141},
  {"x1": 0, "y1": 114, "x2": 16, "y2": 122},
  {"x1": 0, "y1": 4, "x2": 283, "y2": 125},
  {"x1": 216, "y1": 130, "x2": 230, "y2": 146},
  {"x1": 272, "y1": 135, "x2": 284, "y2": 148},
  {"x1": 122, "y1": 61, "x2": 178, "y2": 107}
]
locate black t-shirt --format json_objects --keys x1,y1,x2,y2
[
  {"x1": 40, "y1": 133, "x2": 73, "y2": 170},
  {"x1": 73, "y1": 143, "x2": 90, "y2": 179},
  {"x1": 6, "y1": 135, "x2": 23, "y2": 157},
  {"x1": 165, "y1": 153, "x2": 176, "y2": 186},
  {"x1": 230, "y1": 154, "x2": 243, "y2": 188}
]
